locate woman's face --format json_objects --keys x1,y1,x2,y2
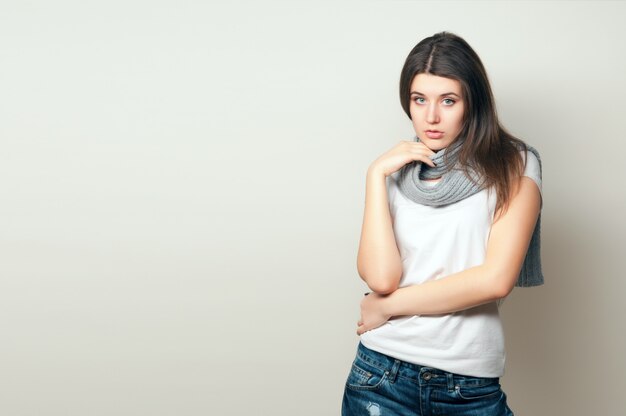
[{"x1": 409, "y1": 73, "x2": 465, "y2": 152}]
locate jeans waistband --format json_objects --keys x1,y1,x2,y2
[{"x1": 356, "y1": 341, "x2": 499, "y2": 388}]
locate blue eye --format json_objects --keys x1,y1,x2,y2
[
  {"x1": 414, "y1": 97, "x2": 425, "y2": 104},
  {"x1": 443, "y1": 98, "x2": 456, "y2": 105}
]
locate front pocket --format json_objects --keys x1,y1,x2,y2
[
  {"x1": 345, "y1": 361, "x2": 388, "y2": 391},
  {"x1": 455, "y1": 381, "x2": 502, "y2": 400}
]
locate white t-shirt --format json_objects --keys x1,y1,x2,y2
[{"x1": 360, "y1": 149, "x2": 542, "y2": 378}]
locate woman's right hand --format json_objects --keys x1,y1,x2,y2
[{"x1": 368, "y1": 140, "x2": 437, "y2": 177}]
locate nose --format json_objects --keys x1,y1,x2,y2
[{"x1": 426, "y1": 103, "x2": 440, "y2": 124}]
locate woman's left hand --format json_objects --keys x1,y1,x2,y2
[{"x1": 356, "y1": 292, "x2": 392, "y2": 335}]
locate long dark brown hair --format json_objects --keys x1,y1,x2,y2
[{"x1": 399, "y1": 31, "x2": 528, "y2": 218}]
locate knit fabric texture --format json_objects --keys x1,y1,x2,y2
[{"x1": 397, "y1": 136, "x2": 544, "y2": 287}]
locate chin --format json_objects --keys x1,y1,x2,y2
[
  {"x1": 421, "y1": 137, "x2": 460, "y2": 152},
  {"x1": 421, "y1": 140, "x2": 448, "y2": 151}
]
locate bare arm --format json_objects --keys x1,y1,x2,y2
[
  {"x1": 357, "y1": 176, "x2": 541, "y2": 333},
  {"x1": 356, "y1": 168, "x2": 403, "y2": 295},
  {"x1": 356, "y1": 140, "x2": 437, "y2": 295}
]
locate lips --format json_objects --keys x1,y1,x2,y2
[{"x1": 425, "y1": 130, "x2": 444, "y2": 139}]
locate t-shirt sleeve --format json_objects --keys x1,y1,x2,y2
[{"x1": 521, "y1": 149, "x2": 543, "y2": 205}]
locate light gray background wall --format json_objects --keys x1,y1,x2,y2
[{"x1": 1, "y1": 0, "x2": 624, "y2": 415}]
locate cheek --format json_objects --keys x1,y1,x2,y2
[
  {"x1": 410, "y1": 106, "x2": 425, "y2": 122},
  {"x1": 450, "y1": 109, "x2": 465, "y2": 128},
  {"x1": 411, "y1": 117, "x2": 426, "y2": 129}
]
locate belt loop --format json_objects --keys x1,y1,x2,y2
[
  {"x1": 387, "y1": 359, "x2": 401, "y2": 384},
  {"x1": 446, "y1": 373, "x2": 455, "y2": 392}
]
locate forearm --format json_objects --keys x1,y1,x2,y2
[
  {"x1": 381, "y1": 265, "x2": 504, "y2": 316},
  {"x1": 377, "y1": 174, "x2": 541, "y2": 317},
  {"x1": 356, "y1": 168, "x2": 402, "y2": 294}
]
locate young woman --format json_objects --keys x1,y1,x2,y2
[{"x1": 341, "y1": 32, "x2": 543, "y2": 416}]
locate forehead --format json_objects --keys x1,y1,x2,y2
[{"x1": 410, "y1": 73, "x2": 462, "y2": 95}]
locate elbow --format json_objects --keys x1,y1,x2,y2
[
  {"x1": 492, "y1": 282, "x2": 513, "y2": 300},
  {"x1": 486, "y1": 267, "x2": 516, "y2": 300},
  {"x1": 358, "y1": 264, "x2": 402, "y2": 295},
  {"x1": 367, "y1": 277, "x2": 400, "y2": 295}
]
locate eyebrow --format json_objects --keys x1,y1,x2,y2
[{"x1": 410, "y1": 91, "x2": 461, "y2": 98}]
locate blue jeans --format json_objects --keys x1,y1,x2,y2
[{"x1": 342, "y1": 342, "x2": 514, "y2": 416}]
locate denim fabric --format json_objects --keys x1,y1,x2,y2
[{"x1": 342, "y1": 342, "x2": 514, "y2": 416}]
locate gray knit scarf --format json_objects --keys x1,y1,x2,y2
[{"x1": 397, "y1": 135, "x2": 544, "y2": 287}]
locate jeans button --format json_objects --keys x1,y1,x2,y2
[{"x1": 423, "y1": 372, "x2": 432, "y2": 381}]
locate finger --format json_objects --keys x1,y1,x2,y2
[
  {"x1": 409, "y1": 142, "x2": 432, "y2": 152},
  {"x1": 407, "y1": 147, "x2": 437, "y2": 167},
  {"x1": 415, "y1": 142, "x2": 437, "y2": 154},
  {"x1": 415, "y1": 155, "x2": 436, "y2": 167}
]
